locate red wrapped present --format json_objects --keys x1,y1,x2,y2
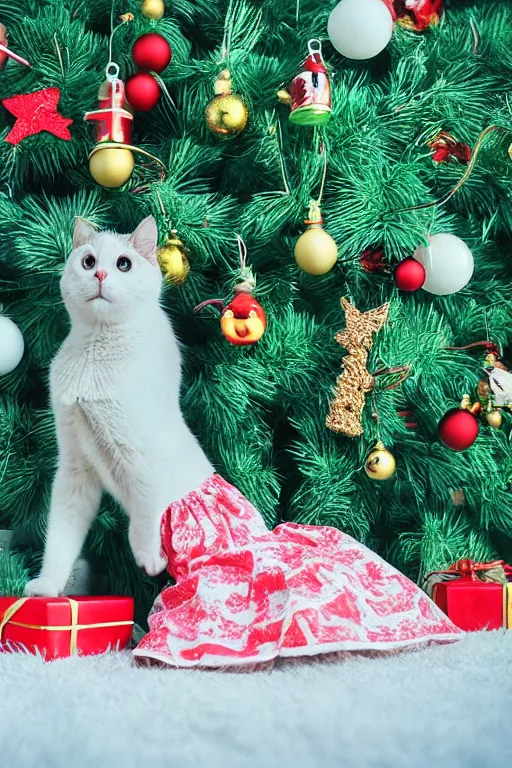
[
  {"x1": 0, "y1": 596, "x2": 134, "y2": 660},
  {"x1": 423, "y1": 558, "x2": 511, "y2": 632}
]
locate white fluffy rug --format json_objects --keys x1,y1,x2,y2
[{"x1": 1, "y1": 632, "x2": 511, "y2": 767}]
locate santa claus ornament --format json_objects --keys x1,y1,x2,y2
[
  {"x1": 194, "y1": 238, "x2": 266, "y2": 346},
  {"x1": 278, "y1": 40, "x2": 332, "y2": 127}
]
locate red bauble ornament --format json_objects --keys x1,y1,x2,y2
[
  {"x1": 126, "y1": 72, "x2": 161, "y2": 112},
  {"x1": 438, "y1": 408, "x2": 479, "y2": 452},
  {"x1": 394, "y1": 258, "x2": 426, "y2": 291},
  {"x1": 132, "y1": 33, "x2": 172, "y2": 73}
]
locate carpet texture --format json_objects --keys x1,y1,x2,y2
[{"x1": 1, "y1": 632, "x2": 511, "y2": 768}]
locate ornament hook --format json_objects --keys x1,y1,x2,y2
[
  {"x1": 105, "y1": 61, "x2": 120, "y2": 82},
  {"x1": 307, "y1": 39, "x2": 323, "y2": 58},
  {"x1": 236, "y1": 234, "x2": 248, "y2": 270}
]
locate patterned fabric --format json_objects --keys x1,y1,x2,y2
[{"x1": 133, "y1": 475, "x2": 463, "y2": 668}]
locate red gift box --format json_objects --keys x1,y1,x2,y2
[
  {"x1": 0, "y1": 596, "x2": 134, "y2": 660},
  {"x1": 424, "y1": 558, "x2": 510, "y2": 632},
  {"x1": 432, "y1": 580, "x2": 504, "y2": 631}
]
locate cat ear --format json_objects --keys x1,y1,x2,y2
[
  {"x1": 73, "y1": 217, "x2": 96, "y2": 249},
  {"x1": 129, "y1": 216, "x2": 158, "y2": 267}
]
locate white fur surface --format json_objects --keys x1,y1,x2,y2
[
  {"x1": 26, "y1": 217, "x2": 213, "y2": 597},
  {"x1": 1, "y1": 632, "x2": 511, "y2": 767}
]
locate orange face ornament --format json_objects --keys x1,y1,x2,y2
[
  {"x1": 220, "y1": 292, "x2": 266, "y2": 346},
  {"x1": 195, "y1": 290, "x2": 267, "y2": 346}
]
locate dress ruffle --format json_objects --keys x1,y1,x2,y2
[{"x1": 133, "y1": 475, "x2": 463, "y2": 668}]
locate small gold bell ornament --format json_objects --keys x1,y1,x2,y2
[
  {"x1": 294, "y1": 200, "x2": 338, "y2": 275},
  {"x1": 205, "y1": 69, "x2": 248, "y2": 137},
  {"x1": 364, "y1": 441, "x2": 396, "y2": 481},
  {"x1": 157, "y1": 231, "x2": 190, "y2": 285}
]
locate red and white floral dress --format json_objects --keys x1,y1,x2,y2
[{"x1": 133, "y1": 475, "x2": 462, "y2": 668}]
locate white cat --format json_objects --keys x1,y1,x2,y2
[{"x1": 25, "y1": 216, "x2": 213, "y2": 597}]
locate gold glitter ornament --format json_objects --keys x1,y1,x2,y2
[
  {"x1": 205, "y1": 69, "x2": 248, "y2": 137},
  {"x1": 157, "y1": 231, "x2": 190, "y2": 285},
  {"x1": 364, "y1": 441, "x2": 396, "y2": 481},
  {"x1": 326, "y1": 298, "x2": 390, "y2": 437}
]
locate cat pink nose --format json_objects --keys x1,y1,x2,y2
[{"x1": 94, "y1": 269, "x2": 108, "y2": 283}]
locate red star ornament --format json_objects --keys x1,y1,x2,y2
[{"x1": 2, "y1": 87, "x2": 72, "y2": 145}]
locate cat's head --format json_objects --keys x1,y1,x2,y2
[{"x1": 61, "y1": 216, "x2": 162, "y2": 325}]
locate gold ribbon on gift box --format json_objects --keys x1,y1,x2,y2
[
  {"x1": 504, "y1": 585, "x2": 512, "y2": 629},
  {"x1": 0, "y1": 597, "x2": 134, "y2": 655}
]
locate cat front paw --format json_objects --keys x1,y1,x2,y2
[
  {"x1": 129, "y1": 524, "x2": 168, "y2": 577},
  {"x1": 131, "y1": 547, "x2": 168, "y2": 577},
  {"x1": 25, "y1": 576, "x2": 61, "y2": 597}
]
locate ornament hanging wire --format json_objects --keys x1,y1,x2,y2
[{"x1": 387, "y1": 125, "x2": 508, "y2": 217}]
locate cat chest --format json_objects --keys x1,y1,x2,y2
[{"x1": 51, "y1": 349, "x2": 126, "y2": 405}]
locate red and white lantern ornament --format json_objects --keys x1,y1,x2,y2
[
  {"x1": 289, "y1": 40, "x2": 332, "y2": 127},
  {"x1": 85, "y1": 62, "x2": 135, "y2": 188}
]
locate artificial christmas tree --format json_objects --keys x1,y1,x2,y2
[{"x1": 0, "y1": 0, "x2": 511, "y2": 625}]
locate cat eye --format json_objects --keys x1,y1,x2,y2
[
  {"x1": 82, "y1": 253, "x2": 96, "y2": 270},
  {"x1": 116, "y1": 256, "x2": 132, "y2": 273}
]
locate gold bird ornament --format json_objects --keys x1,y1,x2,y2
[{"x1": 326, "y1": 298, "x2": 390, "y2": 437}]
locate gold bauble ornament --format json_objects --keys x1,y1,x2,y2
[
  {"x1": 205, "y1": 69, "x2": 248, "y2": 137},
  {"x1": 294, "y1": 222, "x2": 338, "y2": 275},
  {"x1": 89, "y1": 146, "x2": 135, "y2": 188},
  {"x1": 157, "y1": 232, "x2": 190, "y2": 285},
  {"x1": 485, "y1": 410, "x2": 502, "y2": 428},
  {"x1": 364, "y1": 441, "x2": 396, "y2": 481},
  {"x1": 140, "y1": 0, "x2": 165, "y2": 19},
  {"x1": 205, "y1": 93, "x2": 248, "y2": 136}
]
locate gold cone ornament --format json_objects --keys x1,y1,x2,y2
[
  {"x1": 294, "y1": 201, "x2": 338, "y2": 275},
  {"x1": 157, "y1": 231, "x2": 190, "y2": 285},
  {"x1": 364, "y1": 441, "x2": 396, "y2": 481},
  {"x1": 205, "y1": 69, "x2": 248, "y2": 137}
]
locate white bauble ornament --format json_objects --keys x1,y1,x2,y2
[
  {"x1": 327, "y1": 0, "x2": 394, "y2": 60},
  {"x1": 414, "y1": 234, "x2": 474, "y2": 296},
  {"x1": 0, "y1": 316, "x2": 24, "y2": 375}
]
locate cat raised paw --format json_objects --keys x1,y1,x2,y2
[
  {"x1": 25, "y1": 576, "x2": 61, "y2": 597},
  {"x1": 133, "y1": 549, "x2": 168, "y2": 577}
]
